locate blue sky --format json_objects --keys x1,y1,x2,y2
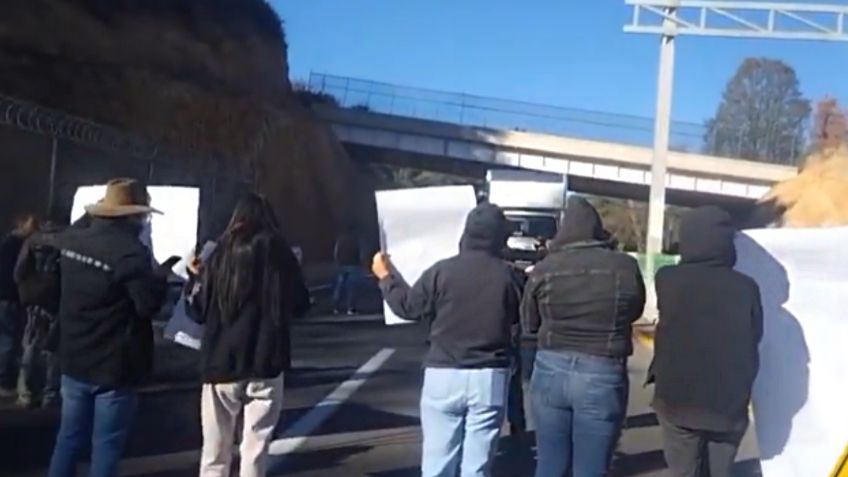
[{"x1": 275, "y1": 1, "x2": 847, "y2": 125}]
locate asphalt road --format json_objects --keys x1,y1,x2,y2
[{"x1": 0, "y1": 315, "x2": 761, "y2": 477}]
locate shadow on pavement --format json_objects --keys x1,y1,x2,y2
[
  {"x1": 271, "y1": 444, "x2": 373, "y2": 475},
  {"x1": 277, "y1": 402, "x2": 420, "y2": 439},
  {"x1": 369, "y1": 467, "x2": 420, "y2": 477},
  {"x1": 286, "y1": 366, "x2": 358, "y2": 389},
  {"x1": 613, "y1": 449, "x2": 666, "y2": 476},
  {"x1": 287, "y1": 366, "x2": 406, "y2": 390},
  {"x1": 624, "y1": 412, "x2": 659, "y2": 430}
]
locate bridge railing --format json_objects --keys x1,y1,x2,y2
[{"x1": 308, "y1": 73, "x2": 802, "y2": 164}]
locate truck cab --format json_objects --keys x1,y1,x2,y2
[{"x1": 485, "y1": 170, "x2": 568, "y2": 270}]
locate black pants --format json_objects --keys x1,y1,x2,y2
[
  {"x1": 506, "y1": 353, "x2": 526, "y2": 433},
  {"x1": 659, "y1": 417, "x2": 745, "y2": 477}
]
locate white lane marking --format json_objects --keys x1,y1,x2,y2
[
  {"x1": 104, "y1": 347, "x2": 397, "y2": 476},
  {"x1": 268, "y1": 347, "x2": 395, "y2": 457}
]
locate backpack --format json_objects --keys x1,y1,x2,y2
[{"x1": 17, "y1": 242, "x2": 61, "y2": 314}]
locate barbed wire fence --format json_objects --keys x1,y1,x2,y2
[{"x1": 0, "y1": 93, "x2": 250, "y2": 240}]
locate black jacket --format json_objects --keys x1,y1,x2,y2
[
  {"x1": 380, "y1": 203, "x2": 524, "y2": 369},
  {"x1": 15, "y1": 231, "x2": 62, "y2": 314},
  {"x1": 0, "y1": 234, "x2": 24, "y2": 303},
  {"x1": 193, "y1": 232, "x2": 310, "y2": 383},
  {"x1": 57, "y1": 218, "x2": 167, "y2": 388},
  {"x1": 650, "y1": 206, "x2": 763, "y2": 432},
  {"x1": 521, "y1": 197, "x2": 646, "y2": 358}
]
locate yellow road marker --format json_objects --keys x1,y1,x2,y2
[{"x1": 831, "y1": 445, "x2": 848, "y2": 477}]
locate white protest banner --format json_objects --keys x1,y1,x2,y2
[
  {"x1": 735, "y1": 228, "x2": 848, "y2": 477},
  {"x1": 72, "y1": 185, "x2": 200, "y2": 265},
  {"x1": 376, "y1": 185, "x2": 477, "y2": 325}
]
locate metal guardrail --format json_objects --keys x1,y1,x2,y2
[{"x1": 308, "y1": 72, "x2": 802, "y2": 163}]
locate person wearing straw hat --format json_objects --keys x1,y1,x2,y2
[{"x1": 48, "y1": 178, "x2": 171, "y2": 477}]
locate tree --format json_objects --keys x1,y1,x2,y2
[
  {"x1": 705, "y1": 58, "x2": 811, "y2": 165},
  {"x1": 587, "y1": 197, "x2": 686, "y2": 253},
  {"x1": 811, "y1": 97, "x2": 847, "y2": 152}
]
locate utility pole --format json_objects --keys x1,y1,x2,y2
[{"x1": 624, "y1": 0, "x2": 848, "y2": 319}]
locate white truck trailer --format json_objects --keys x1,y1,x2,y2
[{"x1": 485, "y1": 169, "x2": 569, "y2": 269}]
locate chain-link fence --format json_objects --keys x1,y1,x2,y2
[
  {"x1": 308, "y1": 72, "x2": 804, "y2": 164},
  {"x1": 0, "y1": 94, "x2": 250, "y2": 241}
]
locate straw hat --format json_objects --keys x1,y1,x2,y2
[{"x1": 84, "y1": 178, "x2": 162, "y2": 218}]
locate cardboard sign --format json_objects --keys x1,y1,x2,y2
[{"x1": 375, "y1": 186, "x2": 477, "y2": 325}]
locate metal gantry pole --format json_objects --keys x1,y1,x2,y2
[
  {"x1": 646, "y1": 5, "x2": 677, "y2": 266},
  {"x1": 625, "y1": 1, "x2": 848, "y2": 257}
]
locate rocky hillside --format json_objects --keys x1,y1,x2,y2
[{"x1": 0, "y1": 0, "x2": 363, "y2": 261}]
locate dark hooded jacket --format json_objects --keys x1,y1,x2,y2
[
  {"x1": 380, "y1": 203, "x2": 524, "y2": 369},
  {"x1": 192, "y1": 231, "x2": 310, "y2": 383},
  {"x1": 650, "y1": 206, "x2": 763, "y2": 432},
  {"x1": 56, "y1": 218, "x2": 167, "y2": 388},
  {"x1": 521, "y1": 197, "x2": 645, "y2": 358}
]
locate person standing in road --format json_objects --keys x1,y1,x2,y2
[
  {"x1": 191, "y1": 193, "x2": 310, "y2": 477},
  {"x1": 0, "y1": 214, "x2": 40, "y2": 398},
  {"x1": 649, "y1": 206, "x2": 763, "y2": 477},
  {"x1": 372, "y1": 203, "x2": 523, "y2": 477},
  {"x1": 332, "y1": 227, "x2": 361, "y2": 315},
  {"x1": 522, "y1": 196, "x2": 645, "y2": 477},
  {"x1": 48, "y1": 179, "x2": 169, "y2": 477}
]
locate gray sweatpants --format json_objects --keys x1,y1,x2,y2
[{"x1": 199, "y1": 374, "x2": 284, "y2": 477}]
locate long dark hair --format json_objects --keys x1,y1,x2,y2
[{"x1": 208, "y1": 193, "x2": 288, "y2": 324}]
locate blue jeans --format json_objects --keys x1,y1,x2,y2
[
  {"x1": 420, "y1": 367, "x2": 509, "y2": 477},
  {"x1": 18, "y1": 306, "x2": 60, "y2": 405},
  {"x1": 0, "y1": 301, "x2": 22, "y2": 389},
  {"x1": 531, "y1": 349, "x2": 629, "y2": 477},
  {"x1": 48, "y1": 375, "x2": 139, "y2": 477},
  {"x1": 332, "y1": 266, "x2": 360, "y2": 312}
]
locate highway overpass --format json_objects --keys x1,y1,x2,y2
[{"x1": 314, "y1": 105, "x2": 798, "y2": 210}]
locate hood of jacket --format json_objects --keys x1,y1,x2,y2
[
  {"x1": 679, "y1": 206, "x2": 736, "y2": 267},
  {"x1": 459, "y1": 203, "x2": 509, "y2": 255},
  {"x1": 551, "y1": 196, "x2": 610, "y2": 248}
]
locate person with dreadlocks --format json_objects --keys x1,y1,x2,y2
[{"x1": 191, "y1": 193, "x2": 310, "y2": 477}]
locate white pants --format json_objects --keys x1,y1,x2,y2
[{"x1": 199, "y1": 374, "x2": 284, "y2": 477}]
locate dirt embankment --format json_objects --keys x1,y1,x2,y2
[{"x1": 0, "y1": 0, "x2": 365, "y2": 261}]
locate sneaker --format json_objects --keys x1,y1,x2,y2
[
  {"x1": 346, "y1": 310, "x2": 357, "y2": 316},
  {"x1": 0, "y1": 387, "x2": 15, "y2": 399}
]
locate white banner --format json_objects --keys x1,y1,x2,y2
[
  {"x1": 72, "y1": 185, "x2": 200, "y2": 265},
  {"x1": 735, "y1": 228, "x2": 848, "y2": 477},
  {"x1": 376, "y1": 185, "x2": 477, "y2": 325}
]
